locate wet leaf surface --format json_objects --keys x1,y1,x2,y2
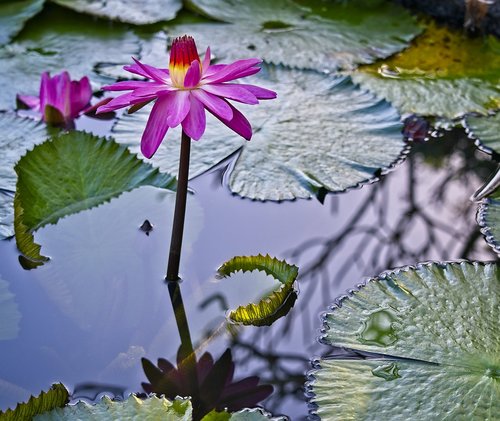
[
  {"x1": 0, "y1": 0, "x2": 44, "y2": 46},
  {"x1": 309, "y1": 261, "x2": 499, "y2": 419},
  {"x1": 465, "y1": 112, "x2": 500, "y2": 156}
]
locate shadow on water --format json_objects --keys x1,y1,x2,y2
[{"x1": 0, "y1": 125, "x2": 496, "y2": 419}]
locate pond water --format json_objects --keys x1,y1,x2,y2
[{"x1": 0, "y1": 120, "x2": 496, "y2": 419}]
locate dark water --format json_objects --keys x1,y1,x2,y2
[{"x1": 0, "y1": 121, "x2": 496, "y2": 418}]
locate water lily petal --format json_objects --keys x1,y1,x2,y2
[
  {"x1": 204, "y1": 64, "x2": 226, "y2": 78},
  {"x1": 132, "y1": 57, "x2": 170, "y2": 83},
  {"x1": 69, "y1": 76, "x2": 92, "y2": 118},
  {"x1": 191, "y1": 89, "x2": 233, "y2": 121},
  {"x1": 204, "y1": 58, "x2": 262, "y2": 83},
  {"x1": 213, "y1": 102, "x2": 252, "y2": 140},
  {"x1": 181, "y1": 95, "x2": 206, "y2": 140},
  {"x1": 96, "y1": 92, "x2": 156, "y2": 113},
  {"x1": 16, "y1": 94, "x2": 40, "y2": 110},
  {"x1": 164, "y1": 90, "x2": 191, "y2": 127},
  {"x1": 238, "y1": 84, "x2": 277, "y2": 100},
  {"x1": 201, "y1": 46, "x2": 211, "y2": 74},
  {"x1": 201, "y1": 83, "x2": 258, "y2": 104},
  {"x1": 131, "y1": 85, "x2": 176, "y2": 98},
  {"x1": 141, "y1": 96, "x2": 171, "y2": 158},
  {"x1": 103, "y1": 80, "x2": 166, "y2": 91},
  {"x1": 124, "y1": 63, "x2": 170, "y2": 79},
  {"x1": 183, "y1": 60, "x2": 202, "y2": 88}
]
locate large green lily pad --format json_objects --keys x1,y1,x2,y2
[
  {"x1": 0, "y1": 0, "x2": 44, "y2": 46},
  {"x1": 174, "y1": 0, "x2": 420, "y2": 73},
  {"x1": 0, "y1": 5, "x2": 139, "y2": 110},
  {"x1": 309, "y1": 261, "x2": 499, "y2": 419},
  {"x1": 113, "y1": 67, "x2": 406, "y2": 201},
  {"x1": 0, "y1": 112, "x2": 49, "y2": 239},
  {"x1": 51, "y1": 0, "x2": 182, "y2": 24},
  {"x1": 352, "y1": 21, "x2": 500, "y2": 119},
  {"x1": 465, "y1": 112, "x2": 500, "y2": 156},
  {"x1": 14, "y1": 131, "x2": 176, "y2": 266},
  {"x1": 0, "y1": 275, "x2": 21, "y2": 341}
]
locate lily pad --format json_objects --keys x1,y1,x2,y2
[
  {"x1": 465, "y1": 112, "x2": 500, "y2": 156},
  {"x1": 0, "y1": 275, "x2": 21, "y2": 341},
  {"x1": 203, "y1": 408, "x2": 285, "y2": 421},
  {"x1": 0, "y1": 383, "x2": 69, "y2": 420},
  {"x1": 14, "y1": 131, "x2": 176, "y2": 266},
  {"x1": 0, "y1": 5, "x2": 139, "y2": 110},
  {"x1": 113, "y1": 67, "x2": 406, "y2": 201},
  {"x1": 51, "y1": 0, "x2": 182, "y2": 24},
  {"x1": 352, "y1": 21, "x2": 500, "y2": 119},
  {"x1": 308, "y1": 261, "x2": 499, "y2": 419},
  {"x1": 35, "y1": 395, "x2": 192, "y2": 420},
  {"x1": 0, "y1": 0, "x2": 44, "y2": 46},
  {"x1": 175, "y1": 0, "x2": 420, "y2": 72},
  {"x1": 477, "y1": 188, "x2": 500, "y2": 256},
  {"x1": 0, "y1": 192, "x2": 15, "y2": 239},
  {"x1": 217, "y1": 254, "x2": 298, "y2": 326}
]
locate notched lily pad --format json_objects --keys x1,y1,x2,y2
[
  {"x1": 52, "y1": 0, "x2": 182, "y2": 25},
  {"x1": 217, "y1": 254, "x2": 299, "y2": 326},
  {"x1": 0, "y1": 0, "x2": 44, "y2": 46},
  {"x1": 465, "y1": 112, "x2": 500, "y2": 156},
  {"x1": 35, "y1": 395, "x2": 192, "y2": 420},
  {"x1": 0, "y1": 383, "x2": 69, "y2": 420},
  {"x1": 14, "y1": 131, "x2": 176, "y2": 267},
  {"x1": 177, "y1": 0, "x2": 420, "y2": 72},
  {"x1": 477, "y1": 184, "x2": 500, "y2": 256},
  {"x1": 113, "y1": 67, "x2": 407, "y2": 201},
  {"x1": 308, "y1": 261, "x2": 500, "y2": 420},
  {"x1": 352, "y1": 21, "x2": 500, "y2": 119}
]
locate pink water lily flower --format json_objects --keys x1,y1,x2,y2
[
  {"x1": 97, "y1": 35, "x2": 277, "y2": 158},
  {"x1": 17, "y1": 71, "x2": 93, "y2": 126}
]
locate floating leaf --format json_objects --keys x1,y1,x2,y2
[
  {"x1": 308, "y1": 261, "x2": 499, "y2": 419},
  {"x1": 0, "y1": 0, "x2": 44, "y2": 46},
  {"x1": 217, "y1": 254, "x2": 299, "y2": 326},
  {"x1": 0, "y1": 6, "x2": 139, "y2": 110},
  {"x1": 35, "y1": 395, "x2": 192, "y2": 420},
  {"x1": 0, "y1": 275, "x2": 21, "y2": 341},
  {"x1": 51, "y1": 0, "x2": 182, "y2": 24},
  {"x1": 0, "y1": 383, "x2": 69, "y2": 420},
  {"x1": 113, "y1": 67, "x2": 406, "y2": 201},
  {"x1": 477, "y1": 188, "x2": 500, "y2": 256},
  {"x1": 203, "y1": 408, "x2": 285, "y2": 421},
  {"x1": 174, "y1": 0, "x2": 420, "y2": 73},
  {"x1": 352, "y1": 21, "x2": 500, "y2": 119},
  {"x1": 465, "y1": 112, "x2": 500, "y2": 156},
  {"x1": 14, "y1": 131, "x2": 176, "y2": 266}
]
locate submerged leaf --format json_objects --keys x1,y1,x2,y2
[
  {"x1": 179, "y1": 0, "x2": 420, "y2": 72},
  {"x1": 113, "y1": 67, "x2": 406, "y2": 201},
  {"x1": 217, "y1": 254, "x2": 298, "y2": 326},
  {"x1": 0, "y1": 275, "x2": 21, "y2": 341},
  {"x1": 35, "y1": 395, "x2": 192, "y2": 420},
  {"x1": 0, "y1": 0, "x2": 44, "y2": 46},
  {"x1": 352, "y1": 21, "x2": 500, "y2": 119},
  {"x1": 14, "y1": 131, "x2": 176, "y2": 266},
  {"x1": 309, "y1": 261, "x2": 499, "y2": 419},
  {"x1": 52, "y1": 0, "x2": 182, "y2": 24},
  {"x1": 465, "y1": 112, "x2": 500, "y2": 156},
  {"x1": 0, "y1": 383, "x2": 69, "y2": 420}
]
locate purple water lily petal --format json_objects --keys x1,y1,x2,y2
[
  {"x1": 16, "y1": 94, "x2": 40, "y2": 110},
  {"x1": 201, "y1": 47, "x2": 211, "y2": 74},
  {"x1": 239, "y1": 84, "x2": 277, "y2": 100},
  {"x1": 204, "y1": 58, "x2": 262, "y2": 84},
  {"x1": 184, "y1": 60, "x2": 202, "y2": 88},
  {"x1": 191, "y1": 89, "x2": 233, "y2": 121},
  {"x1": 141, "y1": 96, "x2": 172, "y2": 158},
  {"x1": 213, "y1": 102, "x2": 252, "y2": 140},
  {"x1": 132, "y1": 57, "x2": 170, "y2": 83},
  {"x1": 124, "y1": 63, "x2": 169, "y2": 79},
  {"x1": 164, "y1": 90, "x2": 191, "y2": 127},
  {"x1": 201, "y1": 83, "x2": 258, "y2": 104},
  {"x1": 103, "y1": 80, "x2": 165, "y2": 92},
  {"x1": 69, "y1": 76, "x2": 92, "y2": 118},
  {"x1": 182, "y1": 95, "x2": 206, "y2": 140}
]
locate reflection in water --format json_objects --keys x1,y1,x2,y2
[{"x1": 0, "y1": 128, "x2": 496, "y2": 418}]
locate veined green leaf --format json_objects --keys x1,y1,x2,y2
[{"x1": 217, "y1": 254, "x2": 299, "y2": 326}]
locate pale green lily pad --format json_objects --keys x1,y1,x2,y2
[
  {"x1": 0, "y1": 383, "x2": 69, "y2": 420},
  {"x1": 173, "y1": 0, "x2": 420, "y2": 73},
  {"x1": 309, "y1": 261, "x2": 499, "y2": 420},
  {"x1": 14, "y1": 131, "x2": 176, "y2": 266},
  {"x1": 51, "y1": 0, "x2": 182, "y2": 24},
  {"x1": 217, "y1": 254, "x2": 298, "y2": 326},
  {"x1": 0, "y1": 6, "x2": 139, "y2": 110},
  {"x1": 113, "y1": 67, "x2": 406, "y2": 201},
  {"x1": 35, "y1": 395, "x2": 192, "y2": 420},
  {"x1": 0, "y1": 112, "x2": 49, "y2": 240},
  {"x1": 203, "y1": 408, "x2": 286, "y2": 421},
  {"x1": 0, "y1": 275, "x2": 21, "y2": 341},
  {"x1": 477, "y1": 189, "x2": 500, "y2": 256},
  {"x1": 465, "y1": 113, "x2": 500, "y2": 156},
  {"x1": 352, "y1": 21, "x2": 500, "y2": 119},
  {"x1": 0, "y1": 0, "x2": 44, "y2": 46}
]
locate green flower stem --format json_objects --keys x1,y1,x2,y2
[{"x1": 166, "y1": 131, "x2": 191, "y2": 282}]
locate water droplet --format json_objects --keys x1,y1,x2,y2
[
  {"x1": 358, "y1": 309, "x2": 399, "y2": 346},
  {"x1": 371, "y1": 362, "x2": 401, "y2": 381}
]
